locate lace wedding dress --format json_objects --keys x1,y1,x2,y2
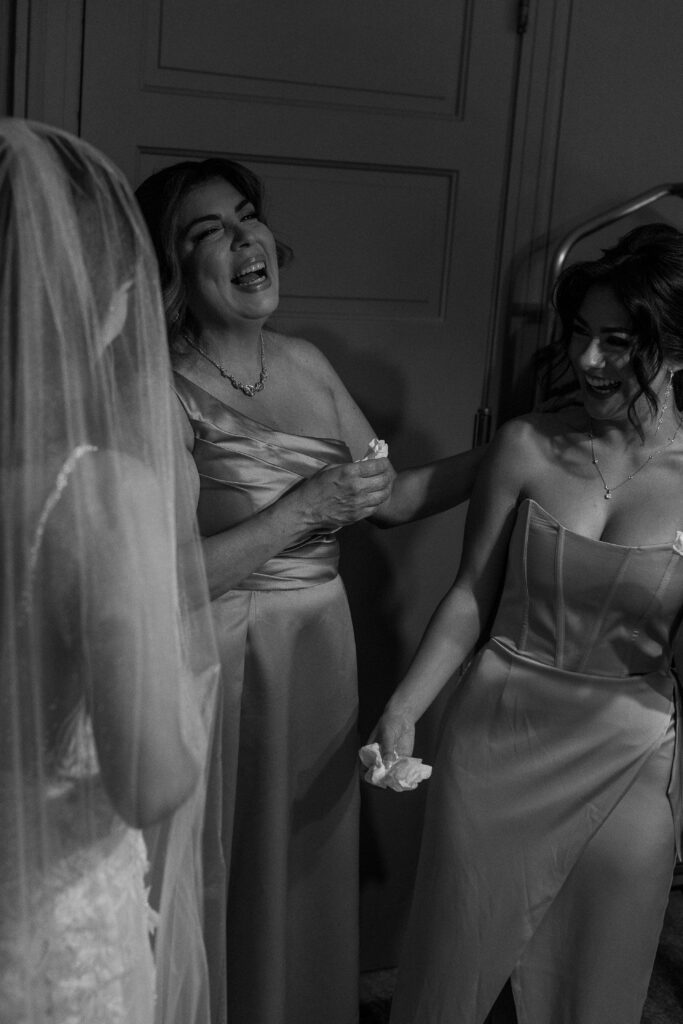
[{"x1": 0, "y1": 448, "x2": 157, "y2": 1024}]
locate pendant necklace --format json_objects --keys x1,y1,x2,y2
[
  {"x1": 588, "y1": 425, "x2": 680, "y2": 499},
  {"x1": 183, "y1": 330, "x2": 268, "y2": 397},
  {"x1": 587, "y1": 373, "x2": 679, "y2": 499}
]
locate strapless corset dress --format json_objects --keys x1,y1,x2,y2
[{"x1": 390, "y1": 498, "x2": 683, "y2": 1024}]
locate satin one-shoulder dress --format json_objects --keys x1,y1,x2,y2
[
  {"x1": 390, "y1": 498, "x2": 683, "y2": 1024},
  {"x1": 173, "y1": 373, "x2": 360, "y2": 1024}
]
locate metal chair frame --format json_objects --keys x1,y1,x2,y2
[{"x1": 544, "y1": 183, "x2": 683, "y2": 347}]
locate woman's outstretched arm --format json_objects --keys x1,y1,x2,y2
[
  {"x1": 369, "y1": 418, "x2": 535, "y2": 758},
  {"x1": 317, "y1": 346, "x2": 488, "y2": 526},
  {"x1": 371, "y1": 445, "x2": 487, "y2": 526}
]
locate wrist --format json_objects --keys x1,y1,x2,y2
[
  {"x1": 383, "y1": 696, "x2": 417, "y2": 725},
  {"x1": 286, "y1": 477, "x2": 324, "y2": 532},
  {"x1": 268, "y1": 487, "x2": 315, "y2": 543}
]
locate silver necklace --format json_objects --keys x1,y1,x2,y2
[
  {"x1": 588, "y1": 370, "x2": 678, "y2": 499},
  {"x1": 588, "y1": 423, "x2": 680, "y2": 499},
  {"x1": 183, "y1": 330, "x2": 267, "y2": 397}
]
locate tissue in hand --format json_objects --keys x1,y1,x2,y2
[
  {"x1": 358, "y1": 742, "x2": 432, "y2": 792},
  {"x1": 361, "y1": 438, "x2": 389, "y2": 461}
]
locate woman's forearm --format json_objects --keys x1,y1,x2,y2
[
  {"x1": 384, "y1": 584, "x2": 483, "y2": 724},
  {"x1": 371, "y1": 446, "x2": 487, "y2": 526},
  {"x1": 201, "y1": 491, "x2": 312, "y2": 598},
  {"x1": 202, "y1": 457, "x2": 394, "y2": 597}
]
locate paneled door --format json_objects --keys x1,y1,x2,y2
[{"x1": 80, "y1": 0, "x2": 523, "y2": 964}]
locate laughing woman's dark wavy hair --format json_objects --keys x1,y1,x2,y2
[
  {"x1": 135, "y1": 158, "x2": 293, "y2": 352},
  {"x1": 544, "y1": 223, "x2": 683, "y2": 426}
]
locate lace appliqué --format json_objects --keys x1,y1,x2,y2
[{"x1": 0, "y1": 805, "x2": 156, "y2": 1024}]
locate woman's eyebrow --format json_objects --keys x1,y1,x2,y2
[
  {"x1": 181, "y1": 199, "x2": 253, "y2": 238},
  {"x1": 572, "y1": 314, "x2": 632, "y2": 335}
]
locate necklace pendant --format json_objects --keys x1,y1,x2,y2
[
  {"x1": 183, "y1": 329, "x2": 268, "y2": 397},
  {"x1": 604, "y1": 489, "x2": 611, "y2": 500}
]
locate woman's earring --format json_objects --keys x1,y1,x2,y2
[{"x1": 655, "y1": 368, "x2": 674, "y2": 434}]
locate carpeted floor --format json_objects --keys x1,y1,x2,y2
[{"x1": 359, "y1": 891, "x2": 683, "y2": 1023}]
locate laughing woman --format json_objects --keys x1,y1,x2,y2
[
  {"x1": 371, "y1": 223, "x2": 683, "y2": 1024},
  {"x1": 135, "y1": 158, "x2": 485, "y2": 1024}
]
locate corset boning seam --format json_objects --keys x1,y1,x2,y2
[
  {"x1": 577, "y1": 549, "x2": 632, "y2": 675},
  {"x1": 554, "y1": 527, "x2": 565, "y2": 670},
  {"x1": 519, "y1": 510, "x2": 531, "y2": 652},
  {"x1": 627, "y1": 548, "x2": 680, "y2": 675}
]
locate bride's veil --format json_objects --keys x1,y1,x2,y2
[{"x1": 0, "y1": 118, "x2": 220, "y2": 1023}]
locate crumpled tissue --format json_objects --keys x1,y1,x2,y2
[
  {"x1": 360, "y1": 438, "x2": 389, "y2": 461},
  {"x1": 358, "y1": 742, "x2": 432, "y2": 792}
]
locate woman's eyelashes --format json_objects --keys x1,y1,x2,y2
[
  {"x1": 191, "y1": 208, "x2": 258, "y2": 245},
  {"x1": 604, "y1": 334, "x2": 633, "y2": 350},
  {"x1": 571, "y1": 323, "x2": 632, "y2": 351},
  {"x1": 192, "y1": 221, "x2": 223, "y2": 244}
]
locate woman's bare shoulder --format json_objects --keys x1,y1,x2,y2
[
  {"x1": 495, "y1": 408, "x2": 583, "y2": 452},
  {"x1": 481, "y1": 412, "x2": 581, "y2": 495},
  {"x1": 266, "y1": 329, "x2": 338, "y2": 381},
  {"x1": 492, "y1": 412, "x2": 547, "y2": 454}
]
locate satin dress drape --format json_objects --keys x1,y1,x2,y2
[
  {"x1": 173, "y1": 374, "x2": 360, "y2": 1024},
  {"x1": 390, "y1": 498, "x2": 683, "y2": 1024}
]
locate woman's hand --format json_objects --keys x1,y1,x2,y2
[
  {"x1": 296, "y1": 457, "x2": 395, "y2": 530},
  {"x1": 199, "y1": 454, "x2": 394, "y2": 598},
  {"x1": 367, "y1": 708, "x2": 416, "y2": 761}
]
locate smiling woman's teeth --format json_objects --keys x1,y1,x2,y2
[
  {"x1": 232, "y1": 261, "x2": 266, "y2": 286},
  {"x1": 586, "y1": 375, "x2": 620, "y2": 395}
]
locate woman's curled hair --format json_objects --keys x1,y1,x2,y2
[
  {"x1": 550, "y1": 223, "x2": 683, "y2": 422},
  {"x1": 135, "y1": 157, "x2": 292, "y2": 350}
]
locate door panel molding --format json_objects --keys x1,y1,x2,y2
[{"x1": 144, "y1": 0, "x2": 473, "y2": 118}]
